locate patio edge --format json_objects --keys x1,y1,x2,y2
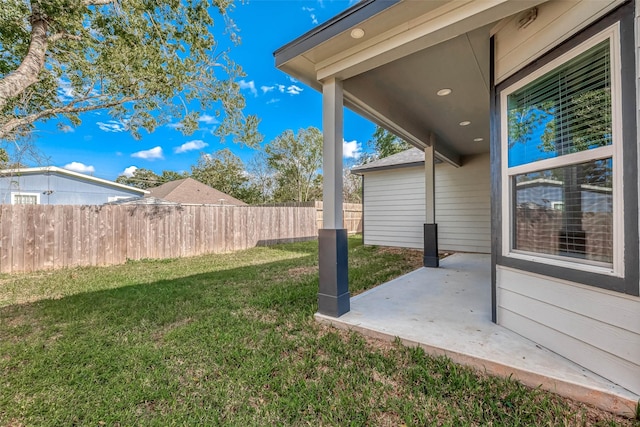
[{"x1": 315, "y1": 313, "x2": 639, "y2": 418}]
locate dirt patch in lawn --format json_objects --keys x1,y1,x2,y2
[
  {"x1": 374, "y1": 247, "x2": 424, "y2": 270},
  {"x1": 286, "y1": 266, "x2": 316, "y2": 278}
]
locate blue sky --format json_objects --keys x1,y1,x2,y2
[{"x1": 28, "y1": 0, "x2": 375, "y2": 181}]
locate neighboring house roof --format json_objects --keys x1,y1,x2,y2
[
  {"x1": 147, "y1": 178, "x2": 247, "y2": 205},
  {"x1": 351, "y1": 148, "x2": 426, "y2": 174},
  {"x1": 0, "y1": 166, "x2": 149, "y2": 195}
]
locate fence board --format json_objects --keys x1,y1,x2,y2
[{"x1": 0, "y1": 203, "x2": 354, "y2": 273}]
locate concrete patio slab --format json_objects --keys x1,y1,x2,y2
[{"x1": 315, "y1": 253, "x2": 639, "y2": 416}]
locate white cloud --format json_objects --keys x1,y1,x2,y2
[
  {"x1": 274, "y1": 84, "x2": 302, "y2": 95},
  {"x1": 302, "y1": 6, "x2": 318, "y2": 24},
  {"x1": 287, "y1": 76, "x2": 298, "y2": 83},
  {"x1": 63, "y1": 162, "x2": 95, "y2": 174},
  {"x1": 198, "y1": 113, "x2": 218, "y2": 125},
  {"x1": 57, "y1": 79, "x2": 75, "y2": 102},
  {"x1": 97, "y1": 120, "x2": 126, "y2": 133},
  {"x1": 286, "y1": 85, "x2": 304, "y2": 95},
  {"x1": 131, "y1": 146, "x2": 164, "y2": 160},
  {"x1": 121, "y1": 166, "x2": 138, "y2": 177},
  {"x1": 266, "y1": 98, "x2": 280, "y2": 105},
  {"x1": 59, "y1": 124, "x2": 74, "y2": 133},
  {"x1": 343, "y1": 139, "x2": 361, "y2": 159},
  {"x1": 166, "y1": 122, "x2": 183, "y2": 130},
  {"x1": 238, "y1": 79, "x2": 258, "y2": 97},
  {"x1": 174, "y1": 139, "x2": 208, "y2": 154},
  {"x1": 261, "y1": 85, "x2": 275, "y2": 94}
]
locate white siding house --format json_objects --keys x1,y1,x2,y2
[
  {"x1": 0, "y1": 167, "x2": 147, "y2": 205},
  {"x1": 354, "y1": 149, "x2": 490, "y2": 253}
]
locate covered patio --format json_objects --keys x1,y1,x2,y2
[
  {"x1": 316, "y1": 253, "x2": 639, "y2": 414},
  {"x1": 275, "y1": 0, "x2": 640, "y2": 416}
]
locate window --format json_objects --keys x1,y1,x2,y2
[
  {"x1": 500, "y1": 25, "x2": 622, "y2": 276},
  {"x1": 11, "y1": 192, "x2": 40, "y2": 205}
]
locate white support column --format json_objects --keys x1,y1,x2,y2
[
  {"x1": 423, "y1": 133, "x2": 439, "y2": 267},
  {"x1": 322, "y1": 77, "x2": 344, "y2": 229},
  {"x1": 425, "y1": 133, "x2": 436, "y2": 224},
  {"x1": 318, "y1": 77, "x2": 349, "y2": 317}
]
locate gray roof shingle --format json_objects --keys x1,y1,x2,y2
[
  {"x1": 147, "y1": 178, "x2": 247, "y2": 205},
  {"x1": 351, "y1": 148, "x2": 425, "y2": 174}
]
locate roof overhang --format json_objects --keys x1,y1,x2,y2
[
  {"x1": 0, "y1": 166, "x2": 150, "y2": 195},
  {"x1": 275, "y1": 0, "x2": 547, "y2": 167}
]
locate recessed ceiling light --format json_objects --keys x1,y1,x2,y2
[
  {"x1": 350, "y1": 28, "x2": 365, "y2": 39},
  {"x1": 437, "y1": 88, "x2": 452, "y2": 96},
  {"x1": 474, "y1": 137, "x2": 484, "y2": 142},
  {"x1": 459, "y1": 121, "x2": 471, "y2": 126}
]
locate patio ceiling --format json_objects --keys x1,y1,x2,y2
[
  {"x1": 275, "y1": 0, "x2": 547, "y2": 166},
  {"x1": 343, "y1": 25, "x2": 492, "y2": 160}
]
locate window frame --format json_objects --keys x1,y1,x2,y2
[
  {"x1": 499, "y1": 24, "x2": 624, "y2": 278},
  {"x1": 11, "y1": 192, "x2": 41, "y2": 205}
]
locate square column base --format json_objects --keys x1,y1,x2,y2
[
  {"x1": 424, "y1": 223, "x2": 439, "y2": 268},
  {"x1": 318, "y1": 229, "x2": 350, "y2": 317}
]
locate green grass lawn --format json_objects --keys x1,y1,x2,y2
[{"x1": 0, "y1": 237, "x2": 635, "y2": 426}]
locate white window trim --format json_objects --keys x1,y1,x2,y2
[
  {"x1": 11, "y1": 192, "x2": 41, "y2": 205},
  {"x1": 500, "y1": 23, "x2": 624, "y2": 278}
]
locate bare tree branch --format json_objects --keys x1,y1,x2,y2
[
  {"x1": 49, "y1": 33, "x2": 82, "y2": 43},
  {"x1": 0, "y1": 96, "x2": 138, "y2": 139},
  {"x1": 0, "y1": 17, "x2": 48, "y2": 111},
  {"x1": 84, "y1": 0, "x2": 115, "y2": 5}
]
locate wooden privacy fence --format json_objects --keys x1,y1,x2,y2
[
  {"x1": 0, "y1": 204, "x2": 317, "y2": 274},
  {"x1": 253, "y1": 201, "x2": 363, "y2": 234},
  {"x1": 314, "y1": 201, "x2": 363, "y2": 234}
]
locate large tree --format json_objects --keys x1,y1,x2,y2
[
  {"x1": 245, "y1": 151, "x2": 275, "y2": 204},
  {"x1": 191, "y1": 148, "x2": 259, "y2": 203},
  {"x1": 0, "y1": 0, "x2": 261, "y2": 146},
  {"x1": 265, "y1": 127, "x2": 322, "y2": 203},
  {"x1": 362, "y1": 126, "x2": 412, "y2": 163}
]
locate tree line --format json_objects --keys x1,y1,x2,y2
[
  {"x1": 115, "y1": 125, "x2": 410, "y2": 205},
  {"x1": 115, "y1": 127, "x2": 322, "y2": 205}
]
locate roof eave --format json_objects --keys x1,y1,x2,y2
[
  {"x1": 274, "y1": 0, "x2": 401, "y2": 68},
  {"x1": 351, "y1": 160, "x2": 425, "y2": 175},
  {"x1": 0, "y1": 166, "x2": 149, "y2": 195}
]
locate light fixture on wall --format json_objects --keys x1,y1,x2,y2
[
  {"x1": 474, "y1": 137, "x2": 484, "y2": 142},
  {"x1": 437, "y1": 88, "x2": 452, "y2": 96},
  {"x1": 459, "y1": 121, "x2": 471, "y2": 126},
  {"x1": 350, "y1": 28, "x2": 365, "y2": 39},
  {"x1": 517, "y1": 7, "x2": 538, "y2": 30}
]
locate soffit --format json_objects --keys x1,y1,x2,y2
[
  {"x1": 301, "y1": 1, "x2": 450, "y2": 64},
  {"x1": 343, "y1": 24, "x2": 492, "y2": 157}
]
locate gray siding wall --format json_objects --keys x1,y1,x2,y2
[
  {"x1": 496, "y1": 267, "x2": 640, "y2": 395},
  {"x1": 363, "y1": 166, "x2": 425, "y2": 249},
  {"x1": 0, "y1": 173, "x2": 142, "y2": 205},
  {"x1": 436, "y1": 153, "x2": 490, "y2": 253},
  {"x1": 362, "y1": 152, "x2": 490, "y2": 252},
  {"x1": 494, "y1": 0, "x2": 640, "y2": 395}
]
